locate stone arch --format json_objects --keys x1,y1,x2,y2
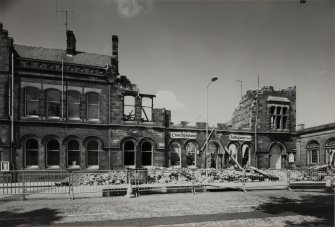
[
  {"x1": 241, "y1": 142, "x2": 254, "y2": 167},
  {"x1": 18, "y1": 134, "x2": 39, "y2": 149},
  {"x1": 325, "y1": 138, "x2": 335, "y2": 166},
  {"x1": 268, "y1": 142, "x2": 287, "y2": 169},
  {"x1": 138, "y1": 137, "x2": 156, "y2": 167},
  {"x1": 169, "y1": 139, "x2": 183, "y2": 167},
  {"x1": 122, "y1": 137, "x2": 138, "y2": 167}
]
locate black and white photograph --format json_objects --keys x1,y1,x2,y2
[{"x1": 0, "y1": 0, "x2": 334, "y2": 226}]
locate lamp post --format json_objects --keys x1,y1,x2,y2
[
  {"x1": 236, "y1": 80, "x2": 242, "y2": 98},
  {"x1": 206, "y1": 77, "x2": 218, "y2": 168}
]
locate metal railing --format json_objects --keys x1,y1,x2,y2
[{"x1": 1, "y1": 168, "x2": 334, "y2": 199}]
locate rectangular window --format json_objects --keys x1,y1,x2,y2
[
  {"x1": 123, "y1": 96, "x2": 135, "y2": 121},
  {"x1": 67, "y1": 91, "x2": 80, "y2": 119},
  {"x1": 87, "y1": 93, "x2": 100, "y2": 120},
  {"x1": 141, "y1": 97, "x2": 153, "y2": 122},
  {"x1": 25, "y1": 87, "x2": 39, "y2": 116},
  {"x1": 311, "y1": 150, "x2": 318, "y2": 164}
]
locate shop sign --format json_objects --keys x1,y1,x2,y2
[
  {"x1": 170, "y1": 132, "x2": 197, "y2": 139},
  {"x1": 229, "y1": 134, "x2": 252, "y2": 141}
]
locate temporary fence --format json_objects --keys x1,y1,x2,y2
[
  {"x1": 0, "y1": 168, "x2": 334, "y2": 199},
  {"x1": 0, "y1": 170, "x2": 70, "y2": 199}
]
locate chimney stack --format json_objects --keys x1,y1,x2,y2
[
  {"x1": 66, "y1": 30, "x2": 76, "y2": 55},
  {"x1": 111, "y1": 35, "x2": 119, "y2": 75}
]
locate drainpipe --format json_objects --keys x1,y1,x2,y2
[{"x1": 10, "y1": 52, "x2": 14, "y2": 169}]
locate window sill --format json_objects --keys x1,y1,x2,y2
[
  {"x1": 124, "y1": 165, "x2": 136, "y2": 169},
  {"x1": 68, "y1": 165, "x2": 80, "y2": 169},
  {"x1": 24, "y1": 166, "x2": 38, "y2": 170},
  {"x1": 47, "y1": 116, "x2": 61, "y2": 120},
  {"x1": 68, "y1": 117, "x2": 81, "y2": 121},
  {"x1": 23, "y1": 115, "x2": 40, "y2": 120},
  {"x1": 87, "y1": 119, "x2": 100, "y2": 123},
  {"x1": 87, "y1": 165, "x2": 99, "y2": 170},
  {"x1": 46, "y1": 166, "x2": 60, "y2": 169}
]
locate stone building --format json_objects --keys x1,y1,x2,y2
[
  {"x1": 296, "y1": 123, "x2": 335, "y2": 168},
  {"x1": 0, "y1": 23, "x2": 299, "y2": 170}
]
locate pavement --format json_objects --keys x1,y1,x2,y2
[{"x1": 0, "y1": 189, "x2": 334, "y2": 227}]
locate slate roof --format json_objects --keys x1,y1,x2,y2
[{"x1": 14, "y1": 44, "x2": 111, "y2": 68}]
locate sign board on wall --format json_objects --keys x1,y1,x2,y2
[
  {"x1": 170, "y1": 132, "x2": 197, "y2": 139},
  {"x1": 229, "y1": 134, "x2": 252, "y2": 141},
  {"x1": 1, "y1": 161, "x2": 9, "y2": 171}
]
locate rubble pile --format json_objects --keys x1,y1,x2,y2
[
  {"x1": 76, "y1": 171, "x2": 127, "y2": 186},
  {"x1": 74, "y1": 168, "x2": 281, "y2": 186}
]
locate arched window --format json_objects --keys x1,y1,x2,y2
[
  {"x1": 25, "y1": 87, "x2": 39, "y2": 116},
  {"x1": 186, "y1": 141, "x2": 197, "y2": 167},
  {"x1": 228, "y1": 143, "x2": 238, "y2": 161},
  {"x1": 46, "y1": 89, "x2": 61, "y2": 118},
  {"x1": 25, "y1": 139, "x2": 38, "y2": 167},
  {"x1": 87, "y1": 93, "x2": 100, "y2": 120},
  {"x1": 87, "y1": 140, "x2": 99, "y2": 166},
  {"x1": 67, "y1": 91, "x2": 80, "y2": 119},
  {"x1": 326, "y1": 138, "x2": 335, "y2": 166},
  {"x1": 46, "y1": 140, "x2": 60, "y2": 167},
  {"x1": 124, "y1": 140, "x2": 135, "y2": 166},
  {"x1": 141, "y1": 141, "x2": 153, "y2": 166},
  {"x1": 123, "y1": 96, "x2": 135, "y2": 121},
  {"x1": 67, "y1": 140, "x2": 80, "y2": 167},
  {"x1": 307, "y1": 141, "x2": 319, "y2": 165},
  {"x1": 170, "y1": 142, "x2": 181, "y2": 167}
]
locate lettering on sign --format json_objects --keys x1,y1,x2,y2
[
  {"x1": 170, "y1": 132, "x2": 197, "y2": 139},
  {"x1": 229, "y1": 134, "x2": 252, "y2": 141}
]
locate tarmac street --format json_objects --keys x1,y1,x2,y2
[{"x1": 0, "y1": 190, "x2": 334, "y2": 226}]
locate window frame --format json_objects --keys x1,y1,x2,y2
[
  {"x1": 306, "y1": 141, "x2": 320, "y2": 165},
  {"x1": 141, "y1": 97, "x2": 153, "y2": 122},
  {"x1": 46, "y1": 139, "x2": 60, "y2": 169},
  {"x1": 67, "y1": 90, "x2": 81, "y2": 120},
  {"x1": 46, "y1": 89, "x2": 61, "y2": 119},
  {"x1": 87, "y1": 92, "x2": 100, "y2": 121},
  {"x1": 25, "y1": 87, "x2": 39, "y2": 117},
  {"x1": 123, "y1": 95, "x2": 136, "y2": 121},
  {"x1": 185, "y1": 141, "x2": 198, "y2": 168},
  {"x1": 87, "y1": 140, "x2": 99, "y2": 169},
  {"x1": 170, "y1": 142, "x2": 181, "y2": 168},
  {"x1": 141, "y1": 141, "x2": 153, "y2": 167},
  {"x1": 325, "y1": 138, "x2": 335, "y2": 165},
  {"x1": 269, "y1": 104, "x2": 289, "y2": 130},
  {"x1": 24, "y1": 138, "x2": 39, "y2": 169},
  {"x1": 67, "y1": 140, "x2": 80, "y2": 169},
  {"x1": 124, "y1": 140, "x2": 136, "y2": 168}
]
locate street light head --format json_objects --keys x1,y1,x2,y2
[{"x1": 211, "y1": 77, "x2": 218, "y2": 82}]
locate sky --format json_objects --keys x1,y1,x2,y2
[{"x1": 0, "y1": 0, "x2": 334, "y2": 128}]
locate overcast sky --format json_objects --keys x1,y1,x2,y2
[{"x1": 1, "y1": 0, "x2": 334, "y2": 128}]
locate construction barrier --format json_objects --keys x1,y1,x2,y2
[{"x1": 1, "y1": 168, "x2": 334, "y2": 199}]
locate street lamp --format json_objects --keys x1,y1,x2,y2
[{"x1": 206, "y1": 76, "x2": 218, "y2": 168}]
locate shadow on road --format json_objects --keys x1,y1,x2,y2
[
  {"x1": 256, "y1": 192, "x2": 334, "y2": 227},
  {"x1": 0, "y1": 208, "x2": 61, "y2": 227}
]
